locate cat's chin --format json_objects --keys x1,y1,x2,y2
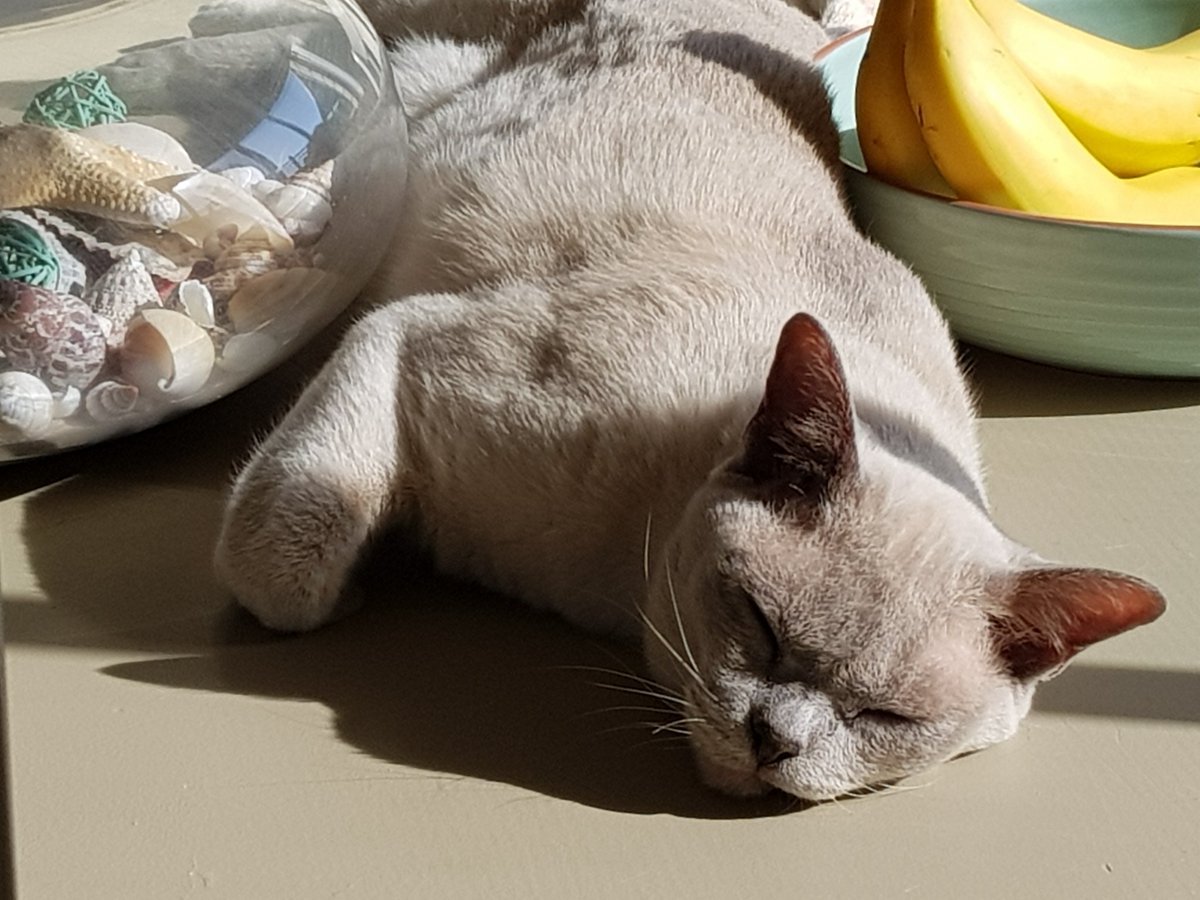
[{"x1": 693, "y1": 754, "x2": 773, "y2": 798}]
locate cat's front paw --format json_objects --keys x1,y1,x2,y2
[{"x1": 214, "y1": 458, "x2": 374, "y2": 631}]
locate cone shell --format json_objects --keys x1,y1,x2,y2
[
  {"x1": 84, "y1": 379, "x2": 139, "y2": 419},
  {"x1": 120, "y1": 308, "x2": 215, "y2": 399},
  {"x1": 0, "y1": 370, "x2": 54, "y2": 439},
  {"x1": 84, "y1": 249, "x2": 162, "y2": 345},
  {"x1": 157, "y1": 169, "x2": 293, "y2": 253},
  {"x1": 0, "y1": 280, "x2": 107, "y2": 390}
]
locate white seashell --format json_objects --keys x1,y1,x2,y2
[
  {"x1": 0, "y1": 370, "x2": 54, "y2": 439},
  {"x1": 84, "y1": 249, "x2": 162, "y2": 344},
  {"x1": 175, "y1": 279, "x2": 215, "y2": 328},
  {"x1": 52, "y1": 385, "x2": 81, "y2": 418},
  {"x1": 217, "y1": 166, "x2": 266, "y2": 192},
  {"x1": 226, "y1": 266, "x2": 323, "y2": 334},
  {"x1": 78, "y1": 123, "x2": 195, "y2": 174},
  {"x1": 119, "y1": 308, "x2": 215, "y2": 399},
  {"x1": 152, "y1": 170, "x2": 293, "y2": 253},
  {"x1": 255, "y1": 161, "x2": 333, "y2": 244},
  {"x1": 250, "y1": 178, "x2": 284, "y2": 202},
  {"x1": 217, "y1": 330, "x2": 279, "y2": 374},
  {"x1": 84, "y1": 379, "x2": 139, "y2": 420}
]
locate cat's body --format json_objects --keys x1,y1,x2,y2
[{"x1": 215, "y1": 0, "x2": 1164, "y2": 800}]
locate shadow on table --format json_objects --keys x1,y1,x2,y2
[
  {"x1": 1033, "y1": 663, "x2": 1200, "y2": 724},
  {"x1": 961, "y1": 345, "x2": 1200, "y2": 418},
  {"x1": 101, "y1": 557, "x2": 803, "y2": 820}
]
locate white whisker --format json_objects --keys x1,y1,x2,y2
[
  {"x1": 591, "y1": 681, "x2": 690, "y2": 708},
  {"x1": 651, "y1": 716, "x2": 705, "y2": 735}
]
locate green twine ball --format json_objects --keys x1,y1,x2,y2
[
  {"x1": 0, "y1": 219, "x2": 61, "y2": 288},
  {"x1": 22, "y1": 69, "x2": 127, "y2": 129}
]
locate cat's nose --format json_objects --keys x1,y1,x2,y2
[{"x1": 749, "y1": 709, "x2": 800, "y2": 768}]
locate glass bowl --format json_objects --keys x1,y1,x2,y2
[
  {"x1": 0, "y1": 0, "x2": 407, "y2": 459},
  {"x1": 817, "y1": 0, "x2": 1200, "y2": 378}
]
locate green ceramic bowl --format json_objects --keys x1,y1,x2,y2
[{"x1": 817, "y1": 0, "x2": 1200, "y2": 377}]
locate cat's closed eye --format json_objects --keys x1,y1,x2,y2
[
  {"x1": 735, "y1": 586, "x2": 781, "y2": 662},
  {"x1": 842, "y1": 707, "x2": 914, "y2": 727}
]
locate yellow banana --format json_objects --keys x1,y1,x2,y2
[
  {"x1": 1151, "y1": 27, "x2": 1200, "y2": 57},
  {"x1": 969, "y1": 0, "x2": 1200, "y2": 176},
  {"x1": 903, "y1": 0, "x2": 1200, "y2": 226},
  {"x1": 854, "y1": 0, "x2": 951, "y2": 195}
]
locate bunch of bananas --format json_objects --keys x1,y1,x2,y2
[{"x1": 854, "y1": 0, "x2": 1200, "y2": 226}]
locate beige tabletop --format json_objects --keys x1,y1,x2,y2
[{"x1": 1, "y1": 319, "x2": 1199, "y2": 899}]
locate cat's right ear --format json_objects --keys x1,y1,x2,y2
[{"x1": 732, "y1": 313, "x2": 857, "y2": 499}]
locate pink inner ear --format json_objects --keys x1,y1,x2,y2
[
  {"x1": 994, "y1": 568, "x2": 1166, "y2": 680},
  {"x1": 738, "y1": 313, "x2": 856, "y2": 492}
]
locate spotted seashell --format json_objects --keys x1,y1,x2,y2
[
  {"x1": 0, "y1": 280, "x2": 106, "y2": 390},
  {"x1": 84, "y1": 379, "x2": 139, "y2": 420},
  {"x1": 120, "y1": 308, "x2": 215, "y2": 399},
  {"x1": 255, "y1": 160, "x2": 334, "y2": 244},
  {"x1": 202, "y1": 239, "x2": 280, "y2": 303},
  {"x1": 84, "y1": 249, "x2": 162, "y2": 346},
  {"x1": 0, "y1": 370, "x2": 54, "y2": 439}
]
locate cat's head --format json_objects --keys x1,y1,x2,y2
[{"x1": 643, "y1": 314, "x2": 1164, "y2": 801}]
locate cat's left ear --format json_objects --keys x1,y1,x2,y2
[
  {"x1": 733, "y1": 313, "x2": 857, "y2": 498},
  {"x1": 991, "y1": 568, "x2": 1166, "y2": 680}
]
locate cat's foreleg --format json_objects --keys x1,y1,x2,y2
[{"x1": 214, "y1": 308, "x2": 413, "y2": 631}]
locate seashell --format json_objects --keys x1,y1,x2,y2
[
  {"x1": 78, "y1": 123, "x2": 195, "y2": 174},
  {"x1": 217, "y1": 166, "x2": 266, "y2": 193},
  {"x1": 173, "y1": 279, "x2": 215, "y2": 329},
  {"x1": 154, "y1": 170, "x2": 293, "y2": 253},
  {"x1": 226, "y1": 266, "x2": 321, "y2": 333},
  {"x1": 0, "y1": 370, "x2": 54, "y2": 439},
  {"x1": 255, "y1": 161, "x2": 334, "y2": 244},
  {"x1": 29, "y1": 209, "x2": 199, "y2": 283},
  {"x1": 84, "y1": 249, "x2": 162, "y2": 345},
  {"x1": 0, "y1": 124, "x2": 182, "y2": 228},
  {"x1": 216, "y1": 330, "x2": 279, "y2": 374},
  {"x1": 203, "y1": 239, "x2": 281, "y2": 303},
  {"x1": 119, "y1": 308, "x2": 215, "y2": 399},
  {"x1": 0, "y1": 280, "x2": 107, "y2": 390},
  {"x1": 84, "y1": 379, "x2": 139, "y2": 420},
  {"x1": 0, "y1": 210, "x2": 87, "y2": 296},
  {"x1": 52, "y1": 385, "x2": 81, "y2": 418},
  {"x1": 202, "y1": 223, "x2": 240, "y2": 261}
]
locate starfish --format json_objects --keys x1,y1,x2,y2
[{"x1": 0, "y1": 124, "x2": 182, "y2": 228}]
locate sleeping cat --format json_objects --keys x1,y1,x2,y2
[{"x1": 214, "y1": 0, "x2": 1165, "y2": 801}]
